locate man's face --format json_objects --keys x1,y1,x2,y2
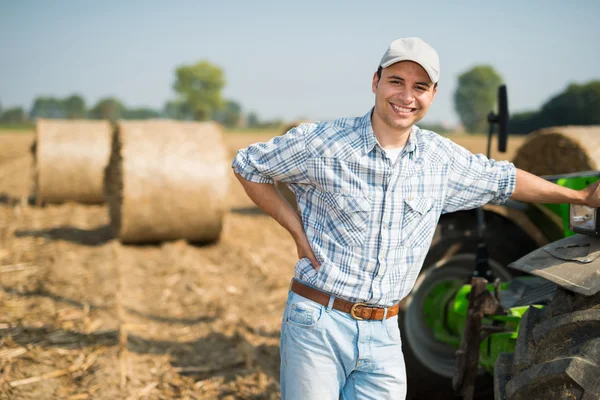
[{"x1": 371, "y1": 61, "x2": 437, "y2": 133}]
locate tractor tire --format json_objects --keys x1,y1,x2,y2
[
  {"x1": 494, "y1": 287, "x2": 600, "y2": 400},
  {"x1": 400, "y1": 211, "x2": 539, "y2": 400}
]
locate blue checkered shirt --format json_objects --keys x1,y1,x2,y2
[{"x1": 232, "y1": 110, "x2": 516, "y2": 306}]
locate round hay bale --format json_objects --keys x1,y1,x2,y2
[
  {"x1": 34, "y1": 119, "x2": 112, "y2": 204},
  {"x1": 105, "y1": 120, "x2": 229, "y2": 244},
  {"x1": 512, "y1": 126, "x2": 600, "y2": 176}
]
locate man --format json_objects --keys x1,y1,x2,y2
[{"x1": 231, "y1": 37, "x2": 600, "y2": 399}]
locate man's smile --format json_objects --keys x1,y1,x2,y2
[{"x1": 390, "y1": 102, "x2": 417, "y2": 116}]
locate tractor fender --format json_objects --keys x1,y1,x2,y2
[
  {"x1": 483, "y1": 200, "x2": 562, "y2": 247},
  {"x1": 437, "y1": 203, "x2": 556, "y2": 248},
  {"x1": 508, "y1": 234, "x2": 600, "y2": 296}
]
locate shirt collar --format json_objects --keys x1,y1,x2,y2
[
  {"x1": 360, "y1": 109, "x2": 378, "y2": 155},
  {"x1": 360, "y1": 108, "x2": 420, "y2": 157}
]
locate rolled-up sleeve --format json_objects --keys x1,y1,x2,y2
[
  {"x1": 442, "y1": 142, "x2": 516, "y2": 214},
  {"x1": 231, "y1": 123, "x2": 312, "y2": 185}
]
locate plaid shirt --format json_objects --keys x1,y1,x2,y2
[{"x1": 232, "y1": 110, "x2": 516, "y2": 306}]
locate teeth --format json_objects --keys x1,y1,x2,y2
[{"x1": 391, "y1": 104, "x2": 413, "y2": 113}]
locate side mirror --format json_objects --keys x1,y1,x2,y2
[
  {"x1": 497, "y1": 85, "x2": 508, "y2": 153},
  {"x1": 488, "y1": 84, "x2": 509, "y2": 153}
]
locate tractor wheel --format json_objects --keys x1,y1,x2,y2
[
  {"x1": 400, "y1": 212, "x2": 538, "y2": 400},
  {"x1": 494, "y1": 287, "x2": 600, "y2": 400}
]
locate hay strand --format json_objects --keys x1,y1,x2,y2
[
  {"x1": 34, "y1": 119, "x2": 112, "y2": 204},
  {"x1": 105, "y1": 120, "x2": 229, "y2": 244},
  {"x1": 512, "y1": 126, "x2": 600, "y2": 176}
]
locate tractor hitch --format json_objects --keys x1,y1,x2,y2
[{"x1": 453, "y1": 277, "x2": 506, "y2": 399}]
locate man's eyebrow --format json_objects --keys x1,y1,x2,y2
[{"x1": 387, "y1": 75, "x2": 431, "y2": 88}]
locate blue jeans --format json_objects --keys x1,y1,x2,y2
[{"x1": 280, "y1": 288, "x2": 407, "y2": 399}]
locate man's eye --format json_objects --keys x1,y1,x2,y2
[
  {"x1": 390, "y1": 80, "x2": 401, "y2": 84},
  {"x1": 416, "y1": 86, "x2": 426, "y2": 91}
]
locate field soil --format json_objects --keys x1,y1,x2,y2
[{"x1": 0, "y1": 129, "x2": 524, "y2": 399}]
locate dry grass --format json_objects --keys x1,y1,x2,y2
[{"x1": 1, "y1": 129, "x2": 292, "y2": 399}]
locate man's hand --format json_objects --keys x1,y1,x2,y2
[
  {"x1": 233, "y1": 171, "x2": 321, "y2": 270},
  {"x1": 583, "y1": 181, "x2": 600, "y2": 208},
  {"x1": 294, "y1": 231, "x2": 321, "y2": 271}
]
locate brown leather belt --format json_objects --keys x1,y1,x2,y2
[{"x1": 290, "y1": 280, "x2": 400, "y2": 321}]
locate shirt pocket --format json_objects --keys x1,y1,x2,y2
[
  {"x1": 401, "y1": 197, "x2": 436, "y2": 248},
  {"x1": 321, "y1": 191, "x2": 371, "y2": 247}
]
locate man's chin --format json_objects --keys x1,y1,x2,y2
[{"x1": 390, "y1": 118, "x2": 414, "y2": 130}]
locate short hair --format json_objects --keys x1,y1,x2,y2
[{"x1": 376, "y1": 66, "x2": 438, "y2": 89}]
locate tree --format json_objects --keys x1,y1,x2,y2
[
  {"x1": 247, "y1": 112, "x2": 259, "y2": 128},
  {"x1": 63, "y1": 94, "x2": 86, "y2": 119},
  {"x1": 508, "y1": 111, "x2": 540, "y2": 135},
  {"x1": 122, "y1": 107, "x2": 161, "y2": 120},
  {"x1": 173, "y1": 60, "x2": 225, "y2": 121},
  {"x1": 0, "y1": 107, "x2": 26, "y2": 123},
  {"x1": 213, "y1": 100, "x2": 242, "y2": 127},
  {"x1": 538, "y1": 80, "x2": 600, "y2": 126},
  {"x1": 163, "y1": 100, "x2": 194, "y2": 120},
  {"x1": 508, "y1": 80, "x2": 600, "y2": 134},
  {"x1": 88, "y1": 97, "x2": 125, "y2": 121},
  {"x1": 454, "y1": 65, "x2": 503, "y2": 133},
  {"x1": 30, "y1": 97, "x2": 66, "y2": 119},
  {"x1": 30, "y1": 95, "x2": 86, "y2": 120}
]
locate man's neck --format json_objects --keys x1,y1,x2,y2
[{"x1": 371, "y1": 114, "x2": 412, "y2": 150}]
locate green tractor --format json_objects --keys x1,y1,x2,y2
[{"x1": 400, "y1": 86, "x2": 600, "y2": 399}]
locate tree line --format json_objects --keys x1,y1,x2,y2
[
  {"x1": 1, "y1": 60, "x2": 599, "y2": 134},
  {"x1": 0, "y1": 60, "x2": 280, "y2": 129},
  {"x1": 454, "y1": 66, "x2": 600, "y2": 134}
]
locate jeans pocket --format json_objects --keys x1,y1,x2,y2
[
  {"x1": 286, "y1": 298, "x2": 324, "y2": 329},
  {"x1": 385, "y1": 315, "x2": 402, "y2": 342}
]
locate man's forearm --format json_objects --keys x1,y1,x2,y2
[
  {"x1": 233, "y1": 172, "x2": 305, "y2": 240},
  {"x1": 510, "y1": 168, "x2": 588, "y2": 205}
]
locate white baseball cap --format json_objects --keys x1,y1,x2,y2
[{"x1": 379, "y1": 37, "x2": 440, "y2": 83}]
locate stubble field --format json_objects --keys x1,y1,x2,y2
[{"x1": 0, "y1": 129, "x2": 525, "y2": 399}]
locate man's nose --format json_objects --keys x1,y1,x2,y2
[{"x1": 397, "y1": 89, "x2": 414, "y2": 104}]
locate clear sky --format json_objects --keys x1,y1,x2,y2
[{"x1": 1, "y1": 0, "x2": 599, "y2": 125}]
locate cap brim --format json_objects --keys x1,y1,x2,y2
[{"x1": 380, "y1": 56, "x2": 439, "y2": 83}]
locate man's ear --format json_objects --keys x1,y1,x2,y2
[
  {"x1": 431, "y1": 84, "x2": 438, "y2": 100},
  {"x1": 372, "y1": 72, "x2": 379, "y2": 94}
]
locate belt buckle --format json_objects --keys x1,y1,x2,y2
[{"x1": 350, "y1": 302, "x2": 369, "y2": 320}]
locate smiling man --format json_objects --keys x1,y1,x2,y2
[{"x1": 231, "y1": 37, "x2": 600, "y2": 399}]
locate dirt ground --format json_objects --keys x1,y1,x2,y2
[{"x1": 0, "y1": 129, "x2": 525, "y2": 399}]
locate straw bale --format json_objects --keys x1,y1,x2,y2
[
  {"x1": 512, "y1": 126, "x2": 600, "y2": 176},
  {"x1": 105, "y1": 120, "x2": 229, "y2": 244},
  {"x1": 34, "y1": 119, "x2": 112, "y2": 204}
]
